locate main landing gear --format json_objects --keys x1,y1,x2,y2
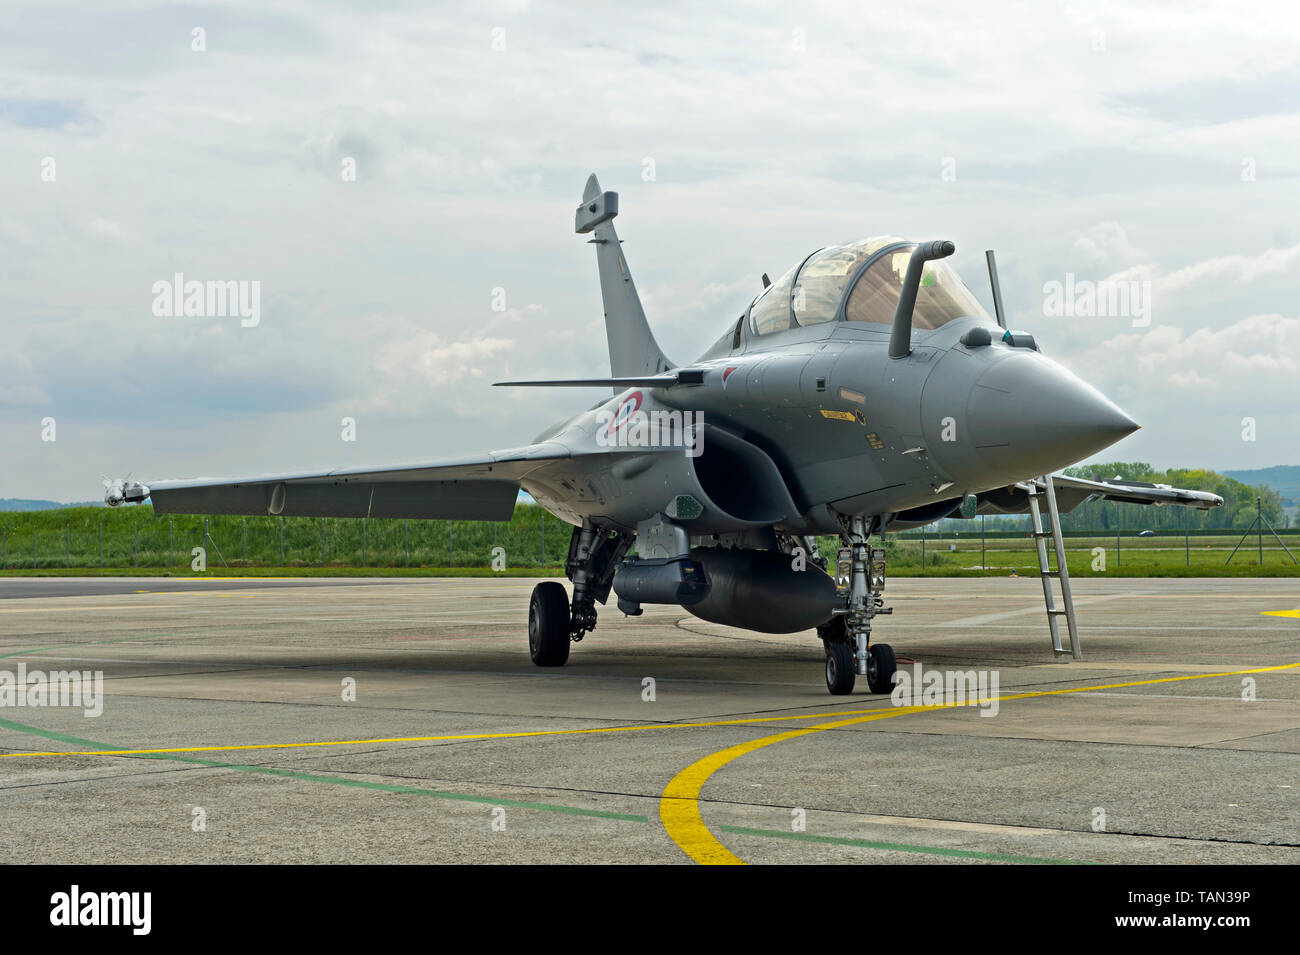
[
  {"x1": 817, "y1": 515, "x2": 897, "y2": 695},
  {"x1": 527, "y1": 521, "x2": 632, "y2": 667},
  {"x1": 528, "y1": 581, "x2": 571, "y2": 666}
]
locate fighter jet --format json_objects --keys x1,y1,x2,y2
[{"x1": 109, "y1": 174, "x2": 1222, "y2": 694}]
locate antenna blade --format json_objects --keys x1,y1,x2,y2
[{"x1": 985, "y1": 249, "x2": 1007, "y2": 329}]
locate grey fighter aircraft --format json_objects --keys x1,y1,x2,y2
[{"x1": 108, "y1": 174, "x2": 1223, "y2": 694}]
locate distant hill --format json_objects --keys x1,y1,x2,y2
[
  {"x1": 1223, "y1": 466, "x2": 1300, "y2": 505},
  {"x1": 0, "y1": 498, "x2": 101, "y2": 511}
]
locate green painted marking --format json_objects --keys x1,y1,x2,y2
[
  {"x1": 0, "y1": 717, "x2": 131, "y2": 751},
  {"x1": 0, "y1": 716, "x2": 645, "y2": 822},
  {"x1": 178, "y1": 760, "x2": 649, "y2": 820},
  {"x1": 718, "y1": 825, "x2": 1093, "y2": 864},
  {"x1": 0, "y1": 719, "x2": 1093, "y2": 859},
  {"x1": 0, "y1": 633, "x2": 176, "y2": 660}
]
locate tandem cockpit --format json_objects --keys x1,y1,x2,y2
[{"x1": 743, "y1": 237, "x2": 993, "y2": 344}]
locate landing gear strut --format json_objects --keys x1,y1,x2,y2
[
  {"x1": 818, "y1": 515, "x2": 896, "y2": 695},
  {"x1": 527, "y1": 520, "x2": 632, "y2": 667}
]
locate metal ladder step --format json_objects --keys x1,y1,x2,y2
[{"x1": 1025, "y1": 474, "x2": 1081, "y2": 660}]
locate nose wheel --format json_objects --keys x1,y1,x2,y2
[
  {"x1": 866, "y1": 642, "x2": 897, "y2": 694},
  {"x1": 824, "y1": 639, "x2": 856, "y2": 695},
  {"x1": 822, "y1": 633, "x2": 896, "y2": 695}
]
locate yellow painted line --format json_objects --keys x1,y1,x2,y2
[
  {"x1": 0, "y1": 708, "x2": 896, "y2": 757},
  {"x1": 1262, "y1": 610, "x2": 1300, "y2": 618},
  {"x1": 5, "y1": 663, "x2": 1298, "y2": 761},
  {"x1": 155, "y1": 577, "x2": 301, "y2": 581},
  {"x1": 141, "y1": 591, "x2": 252, "y2": 596},
  {"x1": 662, "y1": 707, "x2": 931, "y2": 864},
  {"x1": 659, "y1": 661, "x2": 1300, "y2": 865}
]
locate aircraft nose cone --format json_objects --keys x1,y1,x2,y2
[{"x1": 967, "y1": 351, "x2": 1138, "y2": 477}]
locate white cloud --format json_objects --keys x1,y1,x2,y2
[
  {"x1": 1161, "y1": 243, "x2": 1300, "y2": 292},
  {"x1": 1072, "y1": 222, "x2": 1147, "y2": 268},
  {"x1": 1078, "y1": 312, "x2": 1298, "y2": 402},
  {"x1": 369, "y1": 331, "x2": 516, "y2": 411}
]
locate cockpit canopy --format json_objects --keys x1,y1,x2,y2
[{"x1": 749, "y1": 236, "x2": 990, "y2": 336}]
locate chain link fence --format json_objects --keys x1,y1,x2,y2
[{"x1": 2, "y1": 506, "x2": 1297, "y2": 574}]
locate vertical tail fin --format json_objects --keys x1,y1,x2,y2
[{"x1": 575, "y1": 174, "x2": 674, "y2": 386}]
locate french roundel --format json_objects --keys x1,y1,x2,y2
[{"x1": 605, "y1": 390, "x2": 643, "y2": 435}]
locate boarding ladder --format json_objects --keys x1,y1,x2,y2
[{"x1": 1024, "y1": 475, "x2": 1081, "y2": 659}]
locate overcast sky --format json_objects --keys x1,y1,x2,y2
[{"x1": 2, "y1": 0, "x2": 1297, "y2": 501}]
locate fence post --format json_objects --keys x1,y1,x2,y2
[
  {"x1": 1258, "y1": 497, "x2": 1264, "y2": 565},
  {"x1": 133, "y1": 524, "x2": 137, "y2": 568},
  {"x1": 541, "y1": 513, "x2": 545, "y2": 565},
  {"x1": 448, "y1": 520, "x2": 453, "y2": 568},
  {"x1": 362, "y1": 518, "x2": 366, "y2": 567},
  {"x1": 321, "y1": 518, "x2": 325, "y2": 565},
  {"x1": 280, "y1": 517, "x2": 285, "y2": 567},
  {"x1": 1184, "y1": 510, "x2": 1189, "y2": 567},
  {"x1": 921, "y1": 526, "x2": 926, "y2": 571},
  {"x1": 981, "y1": 514, "x2": 986, "y2": 570},
  {"x1": 2, "y1": 526, "x2": 6, "y2": 568},
  {"x1": 242, "y1": 519, "x2": 247, "y2": 564},
  {"x1": 66, "y1": 523, "x2": 70, "y2": 567},
  {"x1": 1116, "y1": 513, "x2": 1121, "y2": 569},
  {"x1": 169, "y1": 519, "x2": 173, "y2": 569}
]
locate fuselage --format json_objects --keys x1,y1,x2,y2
[{"x1": 524, "y1": 237, "x2": 1137, "y2": 535}]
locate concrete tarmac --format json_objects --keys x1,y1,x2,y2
[{"x1": 1, "y1": 576, "x2": 1297, "y2": 864}]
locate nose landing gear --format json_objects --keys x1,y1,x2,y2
[{"x1": 819, "y1": 515, "x2": 897, "y2": 695}]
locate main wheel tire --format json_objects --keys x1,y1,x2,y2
[
  {"x1": 528, "y1": 581, "x2": 571, "y2": 667},
  {"x1": 866, "y1": 642, "x2": 897, "y2": 694},
  {"x1": 824, "y1": 639, "x2": 856, "y2": 695}
]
